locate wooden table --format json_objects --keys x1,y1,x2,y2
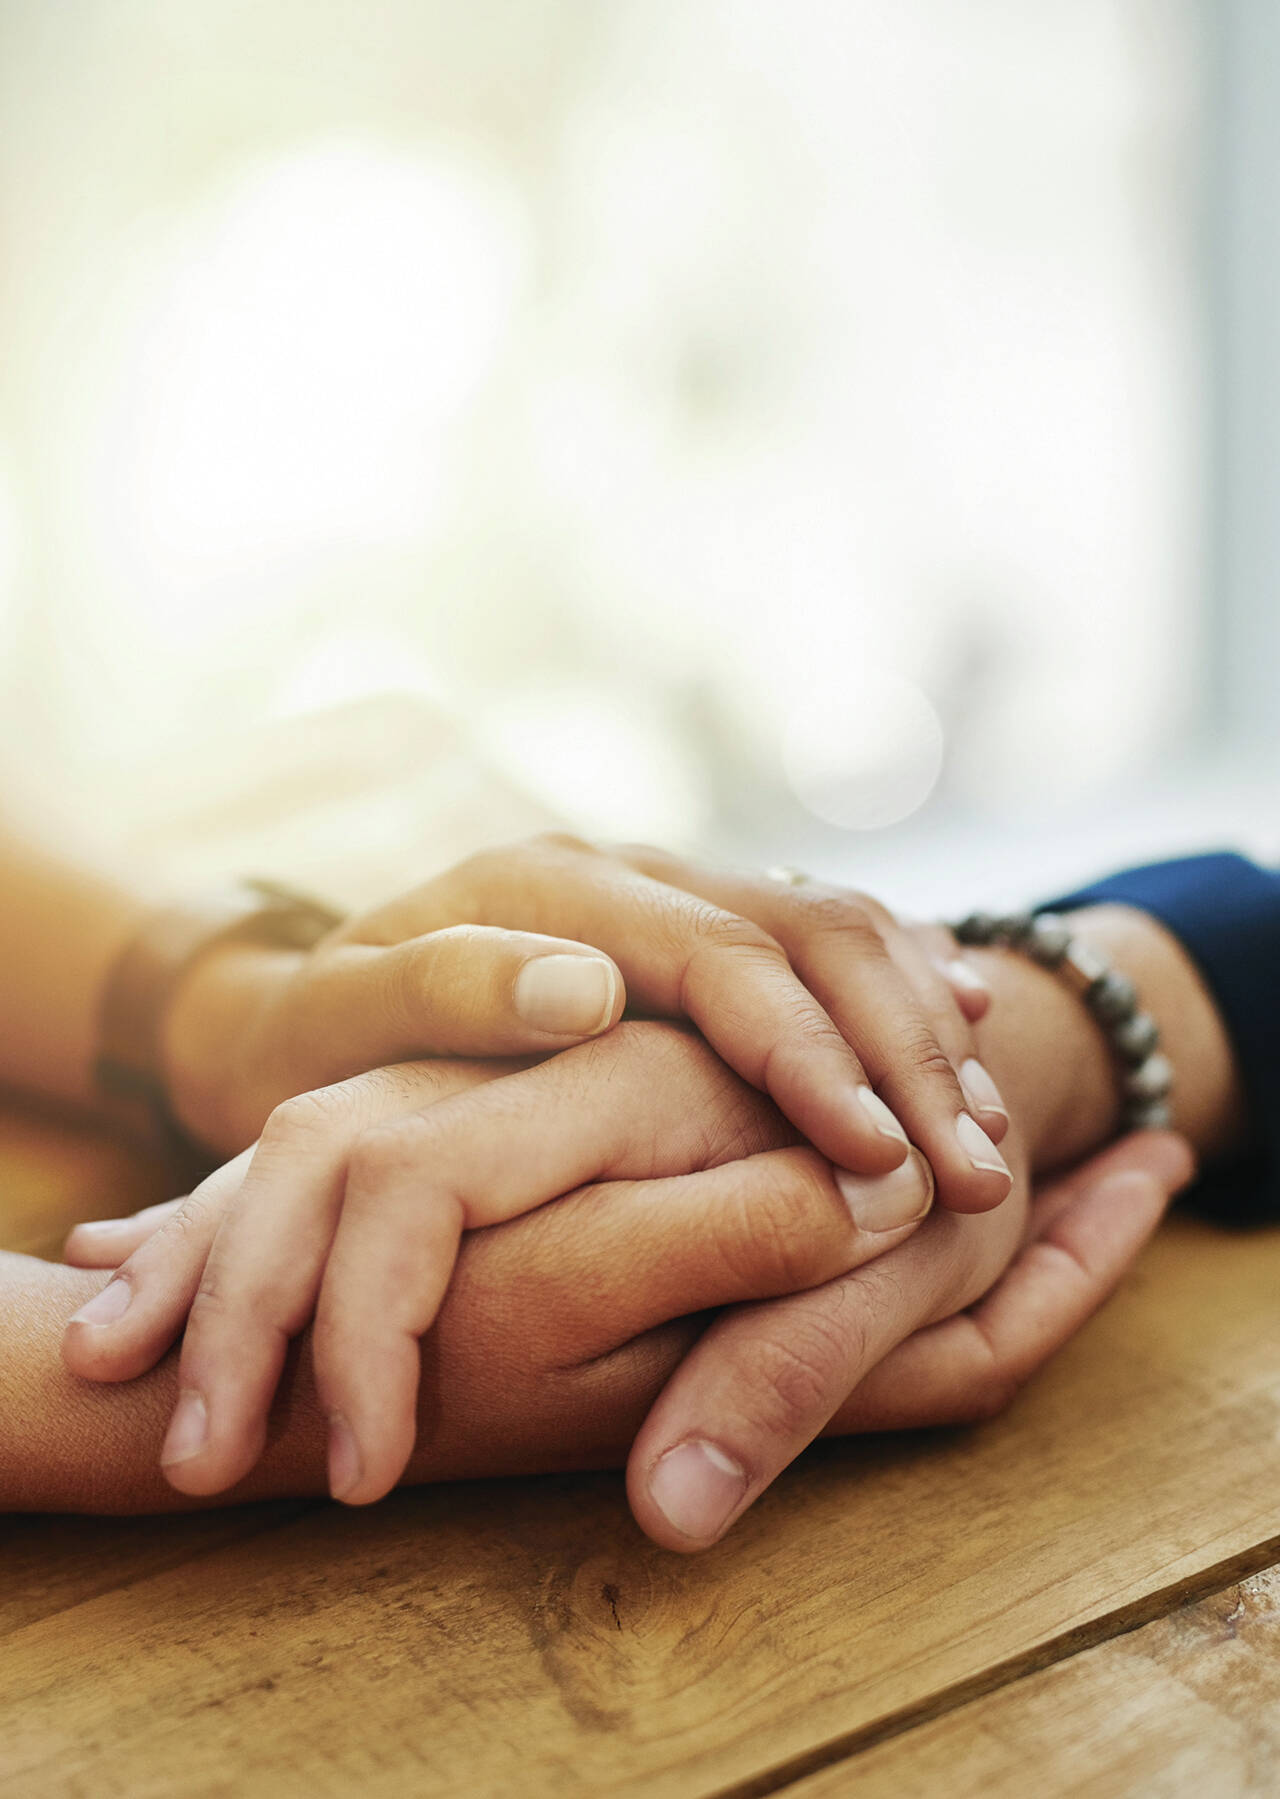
[{"x1": 3, "y1": 1104, "x2": 1280, "y2": 1799}]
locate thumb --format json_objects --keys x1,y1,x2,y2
[{"x1": 282, "y1": 926, "x2": 626, "y2": 1078}]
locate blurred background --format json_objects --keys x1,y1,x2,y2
[{"x1": 0, "y1": 0, "x2": 1274, "y2": 913}]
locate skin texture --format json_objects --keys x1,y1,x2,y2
[
  {"x1": 163, "y1": 837, "x2": 1013, "y2": 1212},
  {"x1": 59, "y1": 872, "x2": 1008, "y2": 1513},
  {"x1": 21, "y1": 897, "x2": 1235, "y2": 1532},
  {"x1": 1, "y1": 1132, "x2": 1190, "y2": 1518},
  {"x1": 62, "y1": 1033, "x2": 937, "y2": 1506}
]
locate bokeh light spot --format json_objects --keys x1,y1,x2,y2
[{"x1": 782, "y1": 670, "x2": 944, "y2": 831}]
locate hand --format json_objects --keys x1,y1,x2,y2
[
  {"x1": 161, "y1": 835, "x2": 1013, "y2": 1215},
  {"x1": 64, "y1": 963, "x2": 1193, "y2": 1541},
  {"x1": 626, "y1": 1129, "x2": 1192, "y2": 1547},
  {"x1": 49, "y1": 1118, "x2": 1192, "y2": 1528},
  {"x1": 64, "y1": 1024, "x2": 938, "y2": 1504}
]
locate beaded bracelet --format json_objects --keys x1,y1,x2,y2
[{"x1": 952, "y1": 911, "x2": 1174, "y2": 1132}]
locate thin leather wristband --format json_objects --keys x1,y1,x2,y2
[{"x1": 95, "y1": 878, "x2": 346, "y2": 1163}]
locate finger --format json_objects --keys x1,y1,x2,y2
[
  {"x1": 160, "y1": 1026, "x2": 768, "y2": 1500},
  {"x1": 828, "y1": 1130, "x2": 1194, "y2": 1432},
  {"x1": 625, "y1": 1255, "x2": 940, "y2": 1552},
  {"x1": 625, "y1": 1153, "x2": 1032, "y2": 1552},
  {"x1": 934, "y1": 956, "x2": 992, "y2": 1024},
  {"x1": 303, "y1": 1028, "x2": 877, "y2": 1507},
  {"x1": 881, "y1": 926, "x2": 1008, "y2": 1147},
  {"x1": 900, "y1": 918, "x2": 993, "y2": 1028},
  {"x1": 65, "y1": 1060, "x2": 509, "y2": 1394},
  {"x1": 424, "y1": 838, "x2": 918, "y2": 1182},
  {"x1": 616, "y1": 849, "x2": 1012, "y2": 1211},
  {"x1": 155, "y1": 1059, "x2": 515, "y2": 1498},
  {"x1": 61, "y1": 1151, "x2": 252, "y2": 1382},
  {"x1": 64, "y1": 1197, "x2": 188, "y2": 1268},
  {"x1": 277, "y1": 926, "x2": 624, "y2": 1092},
  {"x1": 320, "y1": 1140, "x2": 937, "y2": 1505}
]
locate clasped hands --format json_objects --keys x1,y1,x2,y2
[{"x1": 60, "y1": 835, "x2": 1193, "y2": 1550}]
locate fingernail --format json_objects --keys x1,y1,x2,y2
[
  {"x1": 71, "y1": 1218, "x2": 130, "y2": 1239},
  {"x1": 943, "y1": 958, "x2": 990, "y2": 996},
  {"x1": 513, "y1": 954, "x2": 618, "y2": 1035},
  {"x1": 856, "y1": 1087, "x2": 909, "y2": 1147},
  {"x1": 648, "y1": 1439, "x2": 748, "y2": 1544},
  {"x1": 955, "y1": 1112, "x2": 1013, "y2": 1184},
  {"x1": 835, "y1": 1150, "x2": 935, "y2": 1232},
  {"x1": 960, "y1": 1058, "x2": 1008, "y2": 1123},
  {"x1": 69, "y1": 1278, "x2": 132, "y2": 1327},
  {"x1": 161, "y1": 1389, "x2": 209, "y2": 1466},
  {"x1": 328, "y1": 1414, "x2": 363, "y2": 1501}
]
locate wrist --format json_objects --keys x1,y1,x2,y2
[
  {"x1": 161, "y1": 942, "x2": 302, "y2": 1155},
  {"x1": 1063, "y1": 905, "x2": 1246, "y2": 1163},
  {"x1": 966, "y1": 944, "x2": 1119, "y2": 1173},
  {"x1": 963, "y1": 903, "x2": 1245, "y2": 1174}
]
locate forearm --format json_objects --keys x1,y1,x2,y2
[
  {"x1": 0, "y1": 1251, "x2": 668, "y2": 1513},
  {"x1": 0, "y1": 829, "x2": 148, "y2": 1112}
]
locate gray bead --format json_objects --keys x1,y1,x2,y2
[
  {"x1": 1088, "y1": 969, "x2": 1139, "y2": 1025},
  {"x1": 1124, "y1": 1099, "x2": 1174, "y2": 1132},
  {"x1": 1124, "y1": 1052, "x2": 1174, "y2": 1102},
  {"x1": 998, "y1": 913, "x2": 1036, "y2": 945},
  {"x1": 1026, "y1": 913, "x2": 1071, "y2": 965},
  {"x1": 1114, "y1": 1011, "x2": 1160, "y2": 1064},
  {"x1": 955, "y1": 912, "x2": 999, "y2": 946}
]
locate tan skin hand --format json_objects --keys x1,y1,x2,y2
[
  {"x1": 616, "y1": 901, "x2": 1240, "y2": 1551},
  {"x1": 63, "y1": 1026, "x2": 936, "y2": 1505},
  {"x1": 7, "y1": 1131, "x2": 1189, "y2": 1519}
]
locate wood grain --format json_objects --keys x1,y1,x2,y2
[
  {"x1": 3, "y1": 1171, "x2": 1279, "y2": 1799},
  {"x1": 795, "y1": 1565, "x2": 1280, "y2": 1798},
  {"x1": 4, "y1": 1107, "x2": 1280, "y2": 1797}
]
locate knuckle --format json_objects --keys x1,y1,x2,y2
[
  {"x1": 527, "y1": 828, "x2": 595, "y2": 858},
  {"x1": 790, "y1": 892, "x2": 885, "y2": 949},
  {"x1": 748, "y1": 1306, "x2": 858, "y2": 1437},
  {"x1": 721, "y1": 1153, "x2": 838, "y2": 1292},
  {"x1": 691, "y1": 910, "x2": 781, "y2": 960},
  {"x1": 261, "y1": 1087, "x2": 344, "y2": 1148},
  {"x1": 758, "y1": 1009, "x2": 857, "y2": 1091},
  {"x1": 423, "y1": 922, "x2": 490, "y2": 953},
  {"x1": 895, "y1": 1023, "x2": 962, "y2": 1088},
  {"x1": 187, "y1": 1268, "x2": 231, "y2": 1324},
  {"x1": 345, "y1": 1116, "x2": 431, "y2": 1194},
  {"x1": 156, "y1": 1192, "x2": 212, "y2": 1245},
  {"x1": 700, "y1": 1085, "x2": 793, "y2": 1164},
  {"x1": 613, "y1": 837, "x2": 672, "y2": 872}
]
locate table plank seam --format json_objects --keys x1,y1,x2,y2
[{"x1": 703, "y1": 1529, "x2": 1280, "y2": 1799}]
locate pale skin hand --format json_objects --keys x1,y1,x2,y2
[
  {"x1": 164, "y1": 835, "x2": 1015, "y2": 1213},
  {"x1": 0, "y1": 823, "x2": 1004, "y2": 1216}
]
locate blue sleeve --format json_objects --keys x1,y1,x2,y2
[{"x1": 1046, "y1": 852, "x2": 1280, "y2": 1227}]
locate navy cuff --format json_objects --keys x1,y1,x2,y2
[{"x1": 1045, "y1": 852, "x2": 1280, "y2": 1227}]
